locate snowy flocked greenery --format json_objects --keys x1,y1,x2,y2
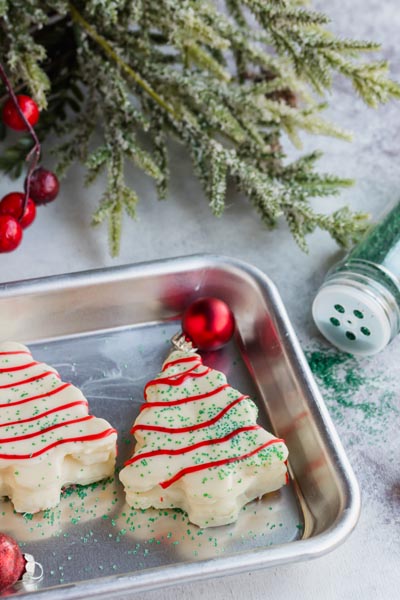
[{"x1": 1, "y1": 0, "x2": 400, "y2": 255}]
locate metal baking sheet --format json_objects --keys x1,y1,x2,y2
[{"x1": 0, "y1": 254, "x2": 360, "y2": 599}]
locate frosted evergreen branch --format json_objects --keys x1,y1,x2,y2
[
  {"x1": 146, "y1": 105, "x2": 170, "y2": 200},
  {"x1": 68, "y1": 2, "x2": 179, "y2": 119},
  {"x1": 0, "y1": 0, "x2": 399, "y2": 255},
  {"x1": 84, "y1": 145, "x2": 111, "y2": 185},
  {"x1": 120, "y1": 132, "x2": 163, "y2": 182},
  {"x1": 184, "y1": 42, "x2": 231, "y2": 82},
  {"x1": 55, "y1": 90, "x2": 98, "y2": 177},
  {"x1": 323, "y1": 52, "x2": 400, "y2": 107},
  {"x1": 108, "y1": 200, "x2": 123, "y2": 257}
]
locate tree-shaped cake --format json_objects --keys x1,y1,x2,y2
[
  {"x1": 120, "y1": 349, "x2": 288, "y2": 528},
  {"x1": 0, "y1": 342, "x2": 117, "y2": 513}
]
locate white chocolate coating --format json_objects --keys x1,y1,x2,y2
[
  {"x1": 0, "y1": 342, "x2": 117, "y2": 513},
  {"x1": 119, "y1": 350, "x2": 288, "y2": 528}
]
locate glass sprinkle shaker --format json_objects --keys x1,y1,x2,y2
[{"x1": 312, "y1": 201, "x2": 400, "y2": 356}]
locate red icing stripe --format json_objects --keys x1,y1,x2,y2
[
  {"x1": 0, "y1": 415, "x2": 93, "y2": 443},
  {"x1": 0, "y1": 400, "x2": 88, "y2": 428},
  {"x1": 124, "y1": 425, "x2": 261, "y2": 466},
  {"x1": 0, "y1": 370, "x2": 59, "y2": 390},
  {"x1": 0, "y1": 382, "x2": 71, "y2": 408},
  {"x1": 0, "y1": 351, "x2": 30, "y2": 356},
  {"x1": 0, "y1": 361, "x2": 41, "y2": 374},
  {"x1": 162, "y1": 355, "x2": 199, "y2": 371},
  {"x1": 131, "y1": 394, "x2": 249, "y2": 435},
  {"x1": 160, "y1": 438, "x2": 286, "y2": 489},
  {"x1": 144, "y1": 364, "x2": 211, "y2": 399},
  {"x1": 140, "y1": 383, "x2": 230, "y2": 411},
  {"x1": 284, "y1": 459, "x2": 290, "y2": 484},
  {"x1": 0, "y1": 428, "x2": 117, "y2": 460}
]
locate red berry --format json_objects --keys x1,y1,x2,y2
[
  {"x1": 0, "y1": 215, "x2": 23, "y2": 252},
  {"x1": 0, "y1": 533, "x2": 26, "y2": 592},
  {"x1": 2, "y1": 95, "x2": 39, "y2": 131},
  {"x1": 26, "y1": 167, "x2": 60, "y2": 204},
  {"x1": 0, "y1": 192, "x2": 36, "y2": 228}
]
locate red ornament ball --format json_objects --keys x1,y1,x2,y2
[
  {"x1": 182, "y1": 297, "x2": 235, "y2": 350},
  {"x1": 0, "y1": 533, "x2": 26, "y2": 592},
  {"x1": 26, "y1": 167, "x2": 60, "y2": 205},
  {"x1": 0, "y1": 192, "x2": 36, "y2": 228},
  {"x1": 0, "y1": 215, "x2": 23, "y2": 253},
  {"x1": 2, "y1": 95, "x2": 39, "y2": 131}
]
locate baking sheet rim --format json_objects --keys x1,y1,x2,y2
[{"x1": 0, "y1": 253, "x2": 361, "y2": 598}]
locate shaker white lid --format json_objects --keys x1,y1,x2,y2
[{"x1": 312, "y1": 282, "x2": 392, "y2": 356}]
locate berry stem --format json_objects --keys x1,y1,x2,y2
[{"x1": 0, "y1": 63, "x2": 41, "y2": 221}]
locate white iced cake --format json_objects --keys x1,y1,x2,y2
[
  {"x1": 119, "y1": 349, "x2": 289, "y2": 527},
  {"x1": 0, "y1": 342, "x2": 117, "y2": 513}
]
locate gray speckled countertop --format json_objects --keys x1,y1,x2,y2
[{"x1": 1, "y1": 1, "x2": 399, "y2": 598}]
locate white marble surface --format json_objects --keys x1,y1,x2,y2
[{"x1": 1, "y1": 0, "x2": 400, "y2": 598}]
